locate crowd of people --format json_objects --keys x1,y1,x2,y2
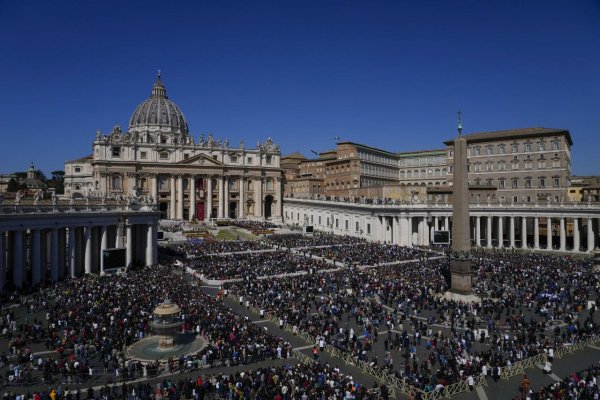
[
  {"x1": 224, "y1": 252, "x2": 599, "y2": 392},
  {"x1": 304, "y1": 243, "x2": 427, "y2": 266},
  {"x1": 530, "y1": 363, "x2": 600, "y2": 399},
  {"x1": 1, "y1": 266, "x2": 293, "y2": 389},
  {"x1": 267, "y1": 234, "x2": 367, "y2": 249},
  {"x1": 189, "y1": 250, "x2": 333, "y2": 280},
  {"x1": 162, "y1": 240, "x2": 273, "y2": 257}
]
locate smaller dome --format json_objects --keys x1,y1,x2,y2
[{"x1": 128, "y1": 73, "x2": 189, "y2": 136}]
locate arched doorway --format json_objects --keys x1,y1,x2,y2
[
  {"x1": 264, "y1": 195, "x2": 273, "y2": 219},
  {"x1": 229, "y1": 201, "x2": 237, "y2": 219}
]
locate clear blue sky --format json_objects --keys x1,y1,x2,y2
[{"x1": 1, "y1": 0, "x2": 599, "y2": 176}]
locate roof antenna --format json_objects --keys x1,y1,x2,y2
[{"x1": 457, "y1": 110, "x2": 463, "y2": 136}]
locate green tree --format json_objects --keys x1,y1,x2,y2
[{"x1": 6, "y1": 178, "x2": 19, "y2": 192}]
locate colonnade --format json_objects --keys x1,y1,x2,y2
[
  {"x1": 0, "y1": 211, "x2": 158, "y2": 292},
  {"x1": 150, "y1": 174, "x2": 282, "y2": 221},
  {"x1": 283, "y1": 198, "x2": 600, "y2": 253}
]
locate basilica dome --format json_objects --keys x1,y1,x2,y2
[{"x1": 128, "y1": 74, "x2": 189, "y2": 136}]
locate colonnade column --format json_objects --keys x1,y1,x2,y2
[
  {"x1": 546, "y1": 218, "x2": 552, "y2": 250},
  {"x1": 13, "y1": 231, "x2": 24, "y2": 288},
  {"x1": 68, "y1": 228, "x2": 76, "y2": 278},
  {"x1": 588, "y1": 218, "x2": 595, "y2": 252},
  {"x1": 84, "y1": 226, "x2": 92, "y2": 274},
  {"x1": 126, "y1": 224, "x2": 133, "y2": 268},
  {"x1": 509, "y1": 217, "x2": 515, "y2": 248},
  {"x1": 218, "y1": 176, "x2": 224, "y2": 218},
  {"x1": 0, "y1": 232, "x2": 5, "y2": 292},
  {"x1": 573, "y1": 218, "x2": 580, "y2": 252},
  {"x1": 497, "y1": 217, "x2": 504, "y2": 248},
  {"x1": 177, "y1": 175, "x2": 184, "y2": 220},
  {"x1": 170, "y1": 176, "x2": 176, "y2": 219},
  {"x1": 486, "y1": 216, "x2": 493, "y2": 248},
  {"x1": 100, "y1": 225, "x2": 108, "y2": 274},
  {"x1": 559, "y1": 217, "x2": 566, "y2": 251},
  {"x1": 146, "y1": 224, "x2": 154, "y2": 266},
  {"x1": 32, "y1": 230, "x2": 41, "y2": 286},
  {"x1": 475, "y1": 216, "x2": 481, "y2": 247},
  {"x1": 521, "y1": 217, "x2": 528, "y2": 249},
  {"x1": 189, "y1": 176, "x2": 196, "y2": 221},
  {"x1": 239, "y1": 177, "x2": 245, "y2": 219},
  {"x1": 224, "y1": 177, "x2": 230, "y2": 218},
  {"x1": 152, "y1": 175, "x2": 158, "y2": 204},
  {"x1": 206, "y1": 177, "x2": 213, "y2": 222},
  {"x1": 50, "y1": 228, "x2": 59, "y2": 282},
  {"x1": 534, "y1": 217, "x2": 540, "y2": 249}
]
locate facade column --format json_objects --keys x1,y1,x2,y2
[
  {"x1": 224, "y1": 176, "x2": 230, "y2": 218},
  {"x1": 475, "y1": 216, "x2": 481, "y2": 247},
  {"x1": 177, "y1": 175, "x2": 184, "y2": 220},
  {"x1": 100, "y1": 225, "x2": 108, "y2": 274},
  {"x1": 497, "y1": 216, "x2": 504, "y2": 248},
  {"x1": 255, "y1": 178, "x2": 263, "y2": 218},
  {"x1": 444, "y1": 216, "x2": 449, "y2": 231},
  {"x1": 407, "y1": 216, "x2": 413, "y2": 246},
  {"x1": 509, "y1": 217, "x2": 515, "y2": 248},
  {"x1": 434, "y1": 217, "x2": 439, "y2": 231},
  {"x1": 152, "y1": 175, "x2": 158, "y2": 203},
  {"x1": 206, "y1": 176, "x2": 213, "y2": 222},
  {"x1": 84, "y1": 226, "x2": 92, "y2": 274},
  {"x1": 218, "y1": 176, "x2": 224, "y2": 218},
  {"x1": 13, "y1": 230, "x2": 23, "y2": 288},
  {"x1": 559, "y1": 217, "x2": 566, "y2": 251},
  {"x1": 392, "y1": 217, "x2": 399, "y2": 245},
  {"x1": 50, "y1": 228, "x2": 59, "y2": 282},
  {"x1": 521, "y1": 216, "x2": 528, "y2": 249},
  {"x1": 546, "y1": 218, "x2": 552, "y2": 250},
  {"x1": 573, "y1": 218, "x2": 580, "y2": 252},
  {"x1": 189, "y1": 175, "x2": 196, "y2": 221},
  {"x1": 146, "y1": 224, "x2": 154, "y2": 266},
  {"x1": 32, "y1": 230, "x2": 42, "y2": 286},
  {"x1": 68, "y1": 228, "x2": 76, "y2": 278},
  {"x1": 423, "y1": 217, "x2": 430, "y2": 246},
  {"x1": 486, "y1": 216, "x2": 493, "y2": 248},
  {"x1": 275, "y1": 177, "x2": 282, "y2": 219},
  {"x1": 588, "y1": 217, "x2": 595, "y2": 252},
  {"x1": 534, "y1": 217, "x2": 540, "y2": 249},
  {"x1": 170, "y1": 175, "x2": 176, "y2": 219},
  {"x1": 0, "y1": 232, "x2": 5, "y2": 292},
  {"x1": 126, "y1": 224, "x2": 133, "y2": 268},
  {"x1": 239, "y1": 177, "x2": 245, "y2": 219}
]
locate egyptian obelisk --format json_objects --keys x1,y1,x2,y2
[{"x1": 449, "y1": 111, "x2": 473, "y2": 294}]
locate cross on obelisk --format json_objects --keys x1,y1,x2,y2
[{"x1": 449, "y1": 110, "x2": 473, "y2": 294}]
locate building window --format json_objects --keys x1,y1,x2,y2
[
  {"x1": 512, "y1": 178, "x2": 518, "y2": 188},
  {"x1": 112, "y1": 176, "x2": 122, "y2": 191},
  {"x1": 230, "y1": 155, "x2": 238, "y2": 163},
  {"x1": 539, "y1": 142, "x2": 545, "y2": 151},
  {"x1": 367, "y1": 223, "x2": 371, "y2": 234},
  {"x1": 335, "y1": 219, "x2": 339, "y2": 228},
  {"x1": 74, "y1": 167, "x2": 81, "y2": 173},
  {"x1": 356, "y1": 221, "x2": 359, "y2": 232},
  {"x1": 525, "y1": 143, "x2": 532, "y2": 152},
  {"x1": 184, "y1": 153, "x2": 189, "y2": 160},
  {"x1": 112, "y1": 147, "x2": 121, "y2": 157},
  {"x1": 486, "y1": 162, "x2": 493, "y2": 171},
  {"x1": 474, "y1": 147, "x2": 481, "y2": 156},
  {"x1": 486, "y1": 146, "x2": 493, "y2": 155},
  {"x1": 318, "y1": 216, "x2": 321, "y2": 224},
  {"x1": 75, "y1": 185, "x2": 80, "y2": 190},
  {"x1": 552, "y1": 141, "x2": 559, "y2": 150},
  {"x1": 525, "y1": 160, "x2": 532, "y2": 169},
  {"x1": 140, "y1": 152, "x2": 147, "y2": 159},
  {"x1": 525, "y1": 178, "x2": 532, "y2": 188},
  {"x1": 512, "y1": 144, "x2": 518, "y2": 153},
  {"x1": 540, "y1": 177, "x2": 546, "y2": 188},
  {"x1": 498, "y1": 145, "x2": 505, "y2": 154},
  {"x1": 552, "y1": 159, "x2": 560, "y2": 168},
  {"x1": 266, "y1": 155, "x2": 272, "y2": 164},
  {"x1": 539, "y1": 160, "x2": 546, "y2": 168},
  {"x1": 512, "y1": 161, "x2": 519, "y2": 170},
  {"x1": 247, "y1": 157, "x2": 253, "y2": 164},
  {"x1": 486, "y1": 179, "x2": 493, "y2": 186},
  {"x1": 553, "y1": 177, "x2": 560, "y2": 187},
  {"x1": 499, "y1": 179, "x2": 505, "y2": 188},
  {"x1": 498, "y1": 161, "x2": 506, "y2": 171},
  {"x1": 159, "y1": 176, "x2": 168, "y2": 191},
  {"x1": 159, "y1": 152, "x2": 169, "y2": 160},
  {"x1": 345, "y1": 220, "x2": 349, "y2": 230}
]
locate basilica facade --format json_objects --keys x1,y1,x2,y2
[{"x1": 64, "y1": 75, "x2": 283, "y2": 221}]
